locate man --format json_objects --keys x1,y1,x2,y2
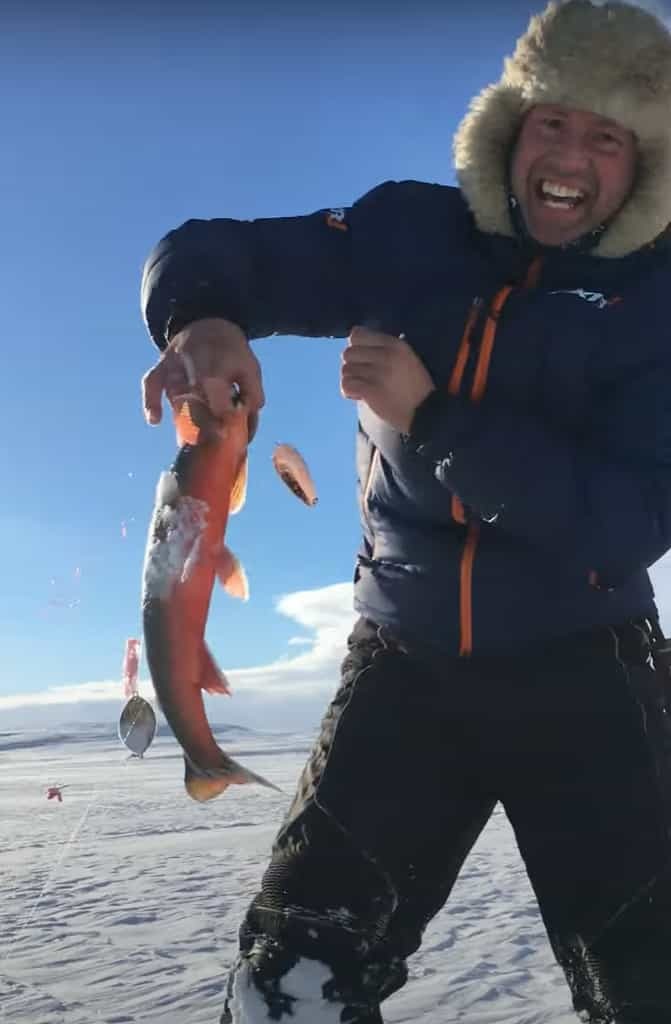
[{"x1": 140, "y1": 2, "x2": 671, "y2": 1021}]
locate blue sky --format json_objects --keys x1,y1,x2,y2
[{"x1": 4, "y1": 0, "x2": 671, "y2": 727}]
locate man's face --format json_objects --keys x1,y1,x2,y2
[{"x1": 509, "y1": 105, "x2": 637, "y2": 247}]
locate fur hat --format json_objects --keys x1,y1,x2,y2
[{"x1": 453, "y1": 0, "x2": 671, "y2": 257}]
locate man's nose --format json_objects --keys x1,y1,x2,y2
[{"x1": 549, "y1": 133, "x2": 591, "y2": 172}]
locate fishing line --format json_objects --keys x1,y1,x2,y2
[
  {"x1": 1, "y1": 479, "x2": 157, "y2": 1002},
  {"x1": 18, "y1": 797, "x2": 95, "y2": 937},
  {"x1": 0, "y1": 785, "x2": 101, "y2": 1022},
  {"x1": 0, "y1": 793, "x2": 98, "y2": 998},
  {"x1": 3, "y1": 742, "x2": 142, "y2": 969}
]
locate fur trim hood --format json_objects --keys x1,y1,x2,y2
[{"x1": 453, "y1": 0, "x2": 671, "y2": 257}]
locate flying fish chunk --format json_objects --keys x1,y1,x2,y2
[{"x1": 272, "y1": 444, "x2": 318, "y2": 506}]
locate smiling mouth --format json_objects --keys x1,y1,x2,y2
[{"x1": 535, "y1": 179, "x2": 588, "y2": 210}]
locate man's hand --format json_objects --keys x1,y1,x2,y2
[
  {"x1": 141, "y1": 318, "x2": 265, "y2": 438},
  {"x1": 340, "y1": 327, "x2": 435, "y2": 433}
]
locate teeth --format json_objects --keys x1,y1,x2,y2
[{"x1": 541, "y1": 180, "x2": 585, "y2": 199}]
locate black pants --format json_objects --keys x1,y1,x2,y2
[{"x1": 222, "y1": 618, "x2": 671, "y2": 1023}]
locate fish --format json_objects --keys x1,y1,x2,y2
[
  {"x1": 142, "y1": 390, "x2": 279, "y2": 801},
  {"x1": 118, "y1": 695, "x2": 157, "y2": 758},
  {"x1": 272, "y1": 444, "x2": 318, "y2": 506}
]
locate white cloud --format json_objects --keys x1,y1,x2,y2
[
  {"x1": 0, "y1": 582, "x2": 356, "y2": 714},
  {"x1": 224, "y1": 582, "x2": 357, "y2": 698},
  {"x1": 9, "y1": 556, "x2": 671, "y2": 727},
  {"x1": 0, "y1": 680, "x2": 129, "y2": 710}
]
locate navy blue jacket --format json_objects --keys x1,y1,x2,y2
[{"x1": 141, "y1": 181, "x2": 671, "y2": 655}]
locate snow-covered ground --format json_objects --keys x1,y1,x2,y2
[{"x1": 0, "y1": 725, "x2": 578, "y2": 1024}]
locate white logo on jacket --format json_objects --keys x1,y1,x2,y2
[
  {"x1": 549, "y1": 288, "x2": 621, "y2": 310},
  {"x1": 325, "y1": 207, "x2": 348, "y2": 232}
]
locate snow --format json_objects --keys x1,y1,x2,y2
[
  {"x1": 0, "y1": 726, "x2": 578, "y2": 1023},
  {"x1": 229, "y1": 958, "x2": 345, "y2": 1024},
  {"x1": 142, "y1": 473, "x2": 209, "y2": 599}
]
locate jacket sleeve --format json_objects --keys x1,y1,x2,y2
[
  {"x1": 140, "y1": 198, "x2": 373, "y2": 349},
  {"x1": 407, "y1": 362, "x2": 671, "y2": 584}
]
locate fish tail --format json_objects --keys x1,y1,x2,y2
[{"x1": 183, "y1": 753, "x2": 283, "y2": 802}]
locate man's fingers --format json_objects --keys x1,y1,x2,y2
[
  {"x1": 199, "y1": 374, "x2": 263, "y2": 418},
  {"x1": 142, "y1": 349, "x2": 192, "y2": 424},
  {"x1": 341, "y1": 366, "x2": 377, "y2": 399},
  {"x1": 142, "y1": 363, "x2": 166, "y2": 425},
  {"x1": 201, "y1": 376, "x2": 242, "y2": 417},
  {"x1": 237, "y1": 365, "x2": 266, "y2": 411},
  {"x1": 348, "y1": 326, "x2": 401, "y2": 348},
  {"x1": 342, "y1": 347, "x2": 384, "y2": 370},
  {"x1": 142, "y1": 334, "x2": 265, "y2": 428}
]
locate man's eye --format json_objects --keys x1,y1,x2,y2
[
  {"x1": 541, "y1": 118, "x2": 563, "y2": 131},
  {"x1": 594, "y1": 132, "x2": 622, "y2": 151}
]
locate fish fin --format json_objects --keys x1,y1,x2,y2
[
  {"x1": 201, "y1": 644, "x2": 231, "y2": 695},
  {"x1": 173, "y1": 398, "x2": 202, "y2": 447},
  {"x1": 216, "y1": 546, "x2": 249, "y2": 601},
  {"x1": 172, "y1": 394, "x2": 217, "y2": 447},
  {"x1": 229, "y1": 455, "x2": 248, "y2": 515},
  {"x1": 183, "y1": 754, "x2": 283, "y2": 802},
  {"x1": 272, "y1": 443, "x2": 318, "y2": 506}
]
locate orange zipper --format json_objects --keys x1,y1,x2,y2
[
  {"x1": 471, "y1": 285, "x2": 513, "y2": 401},
  {"x1": 457, "y1": 289, "x2": 512, "y2": 653},
  {"x1": 454, "y1": 260, "x2": 541, "y2": 655},
  {"x1": 448, "y1": 297, "x2": 481, "y2": 397},
  {"x1": 459, "y1": 523, "x2": 480, "y2": 655}
]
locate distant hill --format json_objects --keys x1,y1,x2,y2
[
  {"x1": 0, "y1": 692, "x2": 326, "y2": 733},
  {"x1": 0, "y1": 720, "x2": 300, "y2": 752}
]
